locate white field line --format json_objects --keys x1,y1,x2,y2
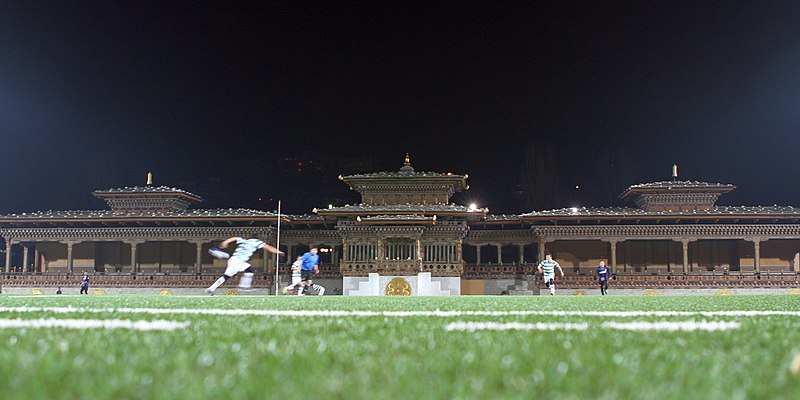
[
  {"x1": 446, "y1": 320, "x2": 740, "y2": 332},
  {"x1": 0, "y1": 307, "x2": 799, "y2": 318},
  {"x1": 601, "y1": 320, "x2": 740, "y2": 332},
  {"x1": 0, "y1": 318, "x2": 189, "y2": 331},
  {"x1": 446, "y1": 322, "x2": 589, "y2": 332}
]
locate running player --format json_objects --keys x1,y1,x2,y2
[
  {"x1": 597, "y1": 260, "x2": 610, "y2": 295},
  {"x1": 282, "y1": 256, "x2": 303, "y2": 294},
  {"x1": 206, "y1": 236, "x2": 283, "y2": 295},
  {"x1": 537, "y1": 253, "x2": 564, "y2": 296},
  {"x1": 296, "y1": 248, "x2": 319, "y2": 295}
]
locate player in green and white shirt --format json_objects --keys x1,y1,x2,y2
[
  {"x1": 282, "y1": 256, "x2": 303, "y2": 294},
  {"x1": 537, "y1": 253, "x2": 564, "y2": 296}
]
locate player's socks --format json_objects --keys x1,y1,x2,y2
[
  {"x1": 239, "y1": 272, "x2": 254, "y2": 289},
  {"x1": 208, "y1": 276, "x2": 228, "y2": 292}
]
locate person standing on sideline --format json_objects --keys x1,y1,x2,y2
[
  {"x1": 296, "y1": 248, "x2": 319, "y2": 295},
  {"x1": 597, "y1": 260, "x2": 610, "y2": 295},
  {"x1": 206, "y1": 237, "x2": 283, "y2": 295},
  {"x1": 537, "y1": 253, "x2": 564, "y2": 296},
  {"x1": 80, "y1": 271, "x2": 90, "y2": 295}
]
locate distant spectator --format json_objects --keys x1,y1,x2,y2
[{"x1": 56, "y1": 287, "x2": 62, "y2": 295}]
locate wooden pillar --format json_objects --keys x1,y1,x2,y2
[
  {"x1": 66, "y1": 241, "x2": 75, "y2": 274},
  {"x1": 126, "y1": 241, "x2": 141, "y2": 273},
  {"x1": 22, "y1": 245, "x2": 29, "y2": 273},
  {"x1": 34, "y1": 248, "x2": 41, "y2": 272},
  {"x1": 286, "y1": 244, "x2": 294, "y2": 263},
  {"x1": 753, "y1": 239, "x2": 762, "y2": 273},
  {"x1": 538, "y1": 240, "x2": 546, "y2": 262},
  {"x1": 609, "y1": 240, "x2": 618, "y2": 273},
  {"x1": 496, "y1": 244, "x2": 503, "y2": 264},
  {"x1": 4, "y1": 239, "x2": 12, "y2": 273},
  {"x1": 194, "y1": 241, "x2": 203, "y2": 274},
  {"x1": 681, "y1": 240, "x2": 689, "y2": 273},
  {"x1": 476, "y1": 244, "x2": 482, "y2": 266},
  {"x1": 517, "y1": 244, "x2": 525, "y2": 263}
]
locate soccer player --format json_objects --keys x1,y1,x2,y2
[
  {"x1": 537, "y1": 253, "x2": 564, "y2": 296},
  {"x1": 296, "y1": 248, "x2": 319, "y2": 295},
  {"x1": 206, "y1": 236, "x2": 283, "y2": 295},
  {"x1": 80, "y1": 271, "x2": 90, "y2": 295},
  {"x1": 282, "y1": 256, "x2": 303, "y2": 294},
  {"x1": 597, "y1": 260, "x2": 610, "y2": 295}
]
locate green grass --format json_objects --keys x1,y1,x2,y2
[{"x1": 1, "y1": 295, "x2": 799, "y2": 399}]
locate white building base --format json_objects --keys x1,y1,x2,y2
[{"x1": 344, "y1": 272, "x2": 460, "y2": 296}]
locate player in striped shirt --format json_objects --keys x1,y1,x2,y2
[
  {"x1": 537, "y1": 253, "x2": 564, "y2": 296},
  {"x1": 597, "y1": 260, "x2": 610, "y2": 295},
  {"x1": 282, "y1": 256, "x2": 303, "y2": 294}
]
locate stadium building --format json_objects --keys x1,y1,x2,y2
[{"x1": 2, "y1": 156, "x2": 800, "y2": 295}]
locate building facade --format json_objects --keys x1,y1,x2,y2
[{"x1": 2, "y1": 157, "x2": 799, "y2": 294}]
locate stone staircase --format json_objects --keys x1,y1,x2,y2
[{"x1": 506, "y1": 277, "x2": 539, "y2": 295}]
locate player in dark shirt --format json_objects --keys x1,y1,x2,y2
[
  {"x1": 80, "y1": 272, "x2": 90, "y2": 295},
  {"x1": 597, "y1": 260, "x2": 610, "y2": 295}
]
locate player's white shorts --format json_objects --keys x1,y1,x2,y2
[
  {"x1": 291, "y1": 276, "x2": 302, "y2": 286},
  {"x1": 543, "y1": 273, "x2": 555, "y2": 286},
  {"x1": 224, "y1": 257, "x2": 251, "y2": 276}
]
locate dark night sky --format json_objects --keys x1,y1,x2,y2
[{"x1": 2, "y1": 2, "x2": 800, "y2": 215}]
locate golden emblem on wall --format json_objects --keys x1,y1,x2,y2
[
  {"x1": 158, "y1": 289, "x2": 172, "y2": 296},
  {"x1": 643, "y1": 290, "x2": 660, "y2": 296},
  {"x1": 385, "y1": 277, "x2": 412, "y2": 296},
  {"x1": 31, "y1": 289, "x2": 44, "y2": 295},
  {"x1": 92, "y1": 289, "x2": 106, "y2": 295},
  {"x1": 224, "y1": 289, "x2": 240, "y2": 296}
]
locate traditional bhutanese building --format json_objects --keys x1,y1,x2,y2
[{"x1": 1, "y1": 157, "x2": 799, "y2": 295}]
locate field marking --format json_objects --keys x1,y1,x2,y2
[
  {"x1": 1, "y1": 307, "x2": 800, "y2": 318},
  {"x1": 446, "y1": 322, "x2": 589, "y2": 332},
  {"x1": 0, "y1": 318, "x2": 189, "y2": 331},
  {"x1": 446, "y1": 320, "x2": 740, "y2": 332}
]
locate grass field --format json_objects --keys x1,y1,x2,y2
[{"x1": 1, "y1": 294, "x2": 799, "y2": 400}]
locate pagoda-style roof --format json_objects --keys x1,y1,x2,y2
[
  {"x1": 315, "y1": 203, "x2": 485, "y2": 219},
  {"x1": 93, "y1": 185, "x2": 202, "y2": 197},
  {"x1": 0, "y1": 208, "x2": 281, "y2": 224},
  {"x1": 620, "y1": 180, "x2": 735, "y2": 197},
  {"x1": 521, "y1": 205, "x2": 800, "y2": 219},
  {"x1": 356, "y1": 215, "x2": 437, "y2": 225},
  {"x1": 339, "y1": 155, "x2": 468, "y2": 206},
  {"x1": 619, "y1": 180, "x2": 736, "y2": 211},
  {"x1": 93, "y1": 185, "x2": 203, "y2": 213}
]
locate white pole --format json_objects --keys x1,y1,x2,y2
[{"x1": 274, "y1": 200, "x2": 281, "y2": 296}]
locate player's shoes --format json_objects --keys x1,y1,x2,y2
[
  {"x1": 205, "y1": 288, "x2": 215, "y2": 296},
  {"x1": 208, "y1": 248, "x2": 230, "y2": 260},
  {"x1": 317, "y1": 287, "x2": 325, "y2": 296}
]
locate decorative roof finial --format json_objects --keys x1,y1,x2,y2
[
  {"x1": 399, "y1": 153, "x2": 414, "y2": 173},
  {"x1": 146, "y1": 171, "x2": 153, "y2": 186},
  {"x1": 672, "y1": 164, "x2": 678, "y2": 181}
]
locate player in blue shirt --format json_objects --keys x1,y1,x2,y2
[
  {"x1": 296, "y1": 248, "x2": 319, "y2": 295},
  {"x1": 597, "y1": 260, "x2": 610, "y2": 295}
]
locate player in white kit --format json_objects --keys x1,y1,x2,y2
[{"x1": 206, "y1": 236, "x2": 283, "y2": 295}]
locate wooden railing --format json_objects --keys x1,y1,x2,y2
[{"x1": 1, "y1": 272, "x2": 274, "y2": 287}]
